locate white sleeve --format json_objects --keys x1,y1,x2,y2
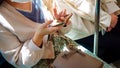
[
  {"x1": 2, "y1": 39, "x2": 44, "y2": 68},
  {"x1": 0, "y1": 2, "x2": 45, "y2": 67},
  {"x1": 105, "y1": 1, "x2": 120, "y2": 14},
  {"x1": 20, "y1": 40, "x2": 44, "y2": 68},
  {"x1": 56, "y1": 0, "x2": 111, "y2": 30},
  {"x1": 75, "y1": 0, "x2": 112, "y2": 30}
]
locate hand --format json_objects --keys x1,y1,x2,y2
[
  {"x1": 107, "y1": 13, "x2": 118, "y2": 32},
  {"x1": 53, "y1": 8, "x2": 72, "y2": 26},
  {"x1": 36, "y1": 20, "x2": 61, "y2": 36},
  {"x1": 32, "y1": 20, "x2": 62, "y2": 46}
]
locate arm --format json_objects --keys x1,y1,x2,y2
[
  {"x1": 103, "y1": 0, "x2": 120, "y2": 31},
  {"x1": 0, "y1": 21, "x2": 45, "y2": 68},
  {"x1": 56, "y1": 0, "x2": 112, "y2": 31},
  {"x1": 0, "y1": 2, "x2": 61, "y2": 68},
  {"x1": 0, "y1": 6, "x2": 44, "y2": 68},
  {"x1": 42, "y1": 0, "x2": 72, "y2": 34},
  {"x1": 58, "y1": 0, "x2": 118, "y2": 30}
]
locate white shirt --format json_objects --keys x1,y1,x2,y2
[{"x1": 56, "y1": 0, "x2": 120, "y2": 40}]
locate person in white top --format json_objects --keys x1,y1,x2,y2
[
  {"x1": 0, "y1": 0, "x2": 71, "y2": 68},
  {"x1": 56, "y1": 0, "x2": 120, "y2": 63}
]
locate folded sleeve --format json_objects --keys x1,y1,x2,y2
[{"x1": 105, "y1": 1, "x2": 120, "y2": 14}]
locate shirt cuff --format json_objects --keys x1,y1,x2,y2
[
  {"x1": 28, "y1": 40, "x2": 43, "y2": 51},
  {"x1": 106, "y1": 2, "x2": 120, "y2": 14}
]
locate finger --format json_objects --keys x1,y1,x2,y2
[
  {"x1": 107, "y1": 27, "x2": 112, "y2": 32},
  {"x1": 61, "y1": 9, "x2": 67, "y2": 17},
  {"x1": 59, "y1": 17, "x2": 65, "y2": 21},
  {"x1": 43, "y1": 20, "x2": 53, "y2": 27},
  {"x1": 48, "y1": 26, "x2": 61, "y2": 33},
  {"x1": 59, "y1": 9, "x2": 66, "y2": 17},
  {"x1": 53, "y1": 8, "x2": 59, "y2": 19},
  {"x1": 58, "y1": 11, "x2": 63, "y2": 18},
  {"x1": 64, "y1": 13, "x2": 73, "y2": 23},
  {"x1": 53, "y1": 8, "x2": 57, "y2": 15}
]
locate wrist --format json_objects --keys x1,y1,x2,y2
[{"x1": 32, "y1": 34, "x2": 44, "y2": 47}]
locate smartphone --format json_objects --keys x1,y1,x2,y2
[
  {"x1": 50, "y1": 13, "x2": 73, "y2": 27},
  {"x1": 50, "y1": 20, "x2": 64, "y2": 27}
]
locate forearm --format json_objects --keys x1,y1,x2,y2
[{"x1": 32, "y1": 33, "x2": 44, "y2": 47}]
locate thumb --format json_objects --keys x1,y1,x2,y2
[{"x1": 43, "y1": 20, "x2": 53, "y2": 27}]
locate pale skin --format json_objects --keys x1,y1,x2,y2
[
  {"x1": 32, "y1": 8, "x2": 71, "y2": 47},
  {"x1": 107, "y1": 13, "x2": 118, "y2": 32}
]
